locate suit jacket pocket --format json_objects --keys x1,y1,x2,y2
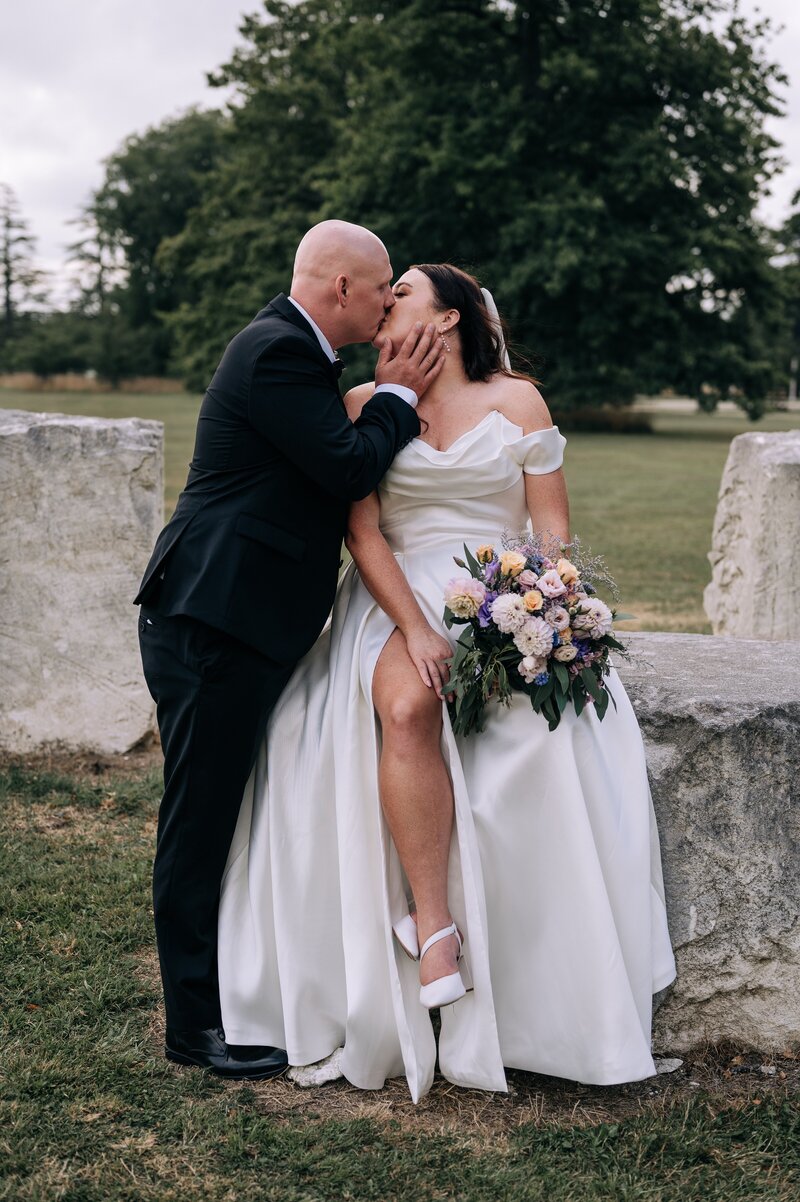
[{"x1": 235, "y1": 512, "x2": 307, "y2": 562}]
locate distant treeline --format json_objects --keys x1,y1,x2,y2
[{"x1": 2, "y1": 0, "x2": 799, "y2": 417}]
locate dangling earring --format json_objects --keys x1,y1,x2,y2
[{"x1": 440, "y1": 330, "x2": 451, "y2": 353}]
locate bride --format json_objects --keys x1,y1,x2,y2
[{"x1": 217, "y1": 263, "x2": 676, "y2": 1101}]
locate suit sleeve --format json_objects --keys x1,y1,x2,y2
[{"x1": 248, "y1": 337, "x2": 420, "y2": 501}]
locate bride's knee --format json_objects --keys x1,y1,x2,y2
[{"x1": 378, "y1": 689, "x2": 441, "y2": 744}]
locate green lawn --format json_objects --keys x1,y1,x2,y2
[
  {"x1": 3, "y1": 389, "x2": 798, "y2": 633},
  {"x1": 1, "y1": 758, "x2": 798, "y2": 1202}
]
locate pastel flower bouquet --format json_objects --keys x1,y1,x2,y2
[{"x1": 442, "y1": 533, "x2": 628, "y2": 735}]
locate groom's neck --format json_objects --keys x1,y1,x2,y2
[{"x1": 288, "y1": 287, "x2": 342, "y2": 351}]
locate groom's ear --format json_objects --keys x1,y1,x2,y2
[{"x1": 334, "y1": 273, "x2": 349, "y2": 307}]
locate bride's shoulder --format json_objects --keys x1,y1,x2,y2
[
  {"x1": 492, "y1": 376, "x2": 554, "y2": 435},
  {"x1": 343, "y1": 382, "x2": 375, "y2": 421}
]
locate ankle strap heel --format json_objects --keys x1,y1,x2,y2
[{"x1": 418, "y1": 922, "x2": 467, "y2": 1010}]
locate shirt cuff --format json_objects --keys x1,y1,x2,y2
[{"x1": 373, "y1": 382, "x2": 418, "y2": 408}]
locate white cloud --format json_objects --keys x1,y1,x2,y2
[{"x1": 0, "y1": 0, "x2": 248, "y2": 300}]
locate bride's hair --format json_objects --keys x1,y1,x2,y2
[{"x1": 412, "y1": 263, "x2": 533, "y2": 383}]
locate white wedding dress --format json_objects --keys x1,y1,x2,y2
[{"x1": 218, "y1": 410, "x2": 677, "y2": 1101}]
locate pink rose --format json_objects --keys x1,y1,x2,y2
[
  {"x1": 517, "y1": 569, "x2": 540, "y2": 592},
  {"x1": 536, "y1": 569, "x2": 567, "y2": 598}
]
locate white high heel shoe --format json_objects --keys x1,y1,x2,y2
[
  {"x1": 418, "y1": 922, "x2": 467, "y2": 1010},
  {"x1": 392, "y1": 913, "x2": 420, "y2": 960}
]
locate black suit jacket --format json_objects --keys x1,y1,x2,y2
[{"x1": 134, "y1": 294, "x2": 419, "y2": 664}]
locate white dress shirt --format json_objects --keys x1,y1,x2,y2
[{"x1": 287, "y1": 295, "x2": 418, "y2": 408}]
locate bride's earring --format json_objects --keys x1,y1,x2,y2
[{"x1": 440, "y1": 330, "x2": 451, "y2": 353}]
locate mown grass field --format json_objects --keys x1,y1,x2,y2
[
  {"x1": 3, "y1": 389, "x2": 798, "y2": 632},
  {"x1": 1, "y1": 755, "x2": 798, "y2": 1202}
]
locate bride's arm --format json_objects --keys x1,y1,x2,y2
[
  {"x1": 499, "y1": 380, "x2": 570, "y2": 545},
  {"x1": 343, "y1": 385, "x2": 453, "y2": 698}
]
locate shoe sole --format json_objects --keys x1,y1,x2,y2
[{"x1": 165, "y1": 1048, "x2": 288, "y2": 1081}]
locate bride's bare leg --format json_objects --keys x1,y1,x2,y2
[{"x1": 372, "y1": 629, "x2": 459, "y2": 987}]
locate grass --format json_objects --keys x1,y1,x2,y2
[
  {"x1": 3, "y1": 389, "x2": 798, "y2": 633},
  {"x1": 1, "y1": 755, "x2": 799, "y2": 1201}
]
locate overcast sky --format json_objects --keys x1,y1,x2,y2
[{"x1": 1, "y1": 0, "x2": 798, "y2": 304}]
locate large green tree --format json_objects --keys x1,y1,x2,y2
[
  {"x1": 93, "y1": 108, "x2": 227, "y2": 374},
  {"x1": 99, "y1": 0, "x2": 790, "y2": 410}
]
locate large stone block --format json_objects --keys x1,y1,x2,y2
[
  {"x1": 618, "y1": 632, "x2": 800, "y2": 1053},
  {"x1": 704, "y1": 430, "x2": 800, "y2": 639},
  {"x1": 0, "y1": 409, "x2": 163, "y2": 754}
]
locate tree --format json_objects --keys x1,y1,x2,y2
[
  {"x1": 67, "y1": 202, "x2": 132, "y2": 385},
  {"x1": 104, "y1": 1, "x2": 789, "y2": 411},
  {"x1": 776, "y1": 195, "x2": 800, "y2": 403},
  {"x1": 2, "y1": 311, "x2": 96, "y2": 377},
  {"x1": 0, "y1": 183, "x2": 47, "y2": 353},
  {"x1": 90, "y1": 108, "x2": 227, "y2": 374}
]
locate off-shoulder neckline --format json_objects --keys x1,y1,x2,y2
[{"x1": 411, "y1": 409, "x2": 558, "y2": 456}]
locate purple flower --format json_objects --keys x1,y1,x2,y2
[
  {"x1": 534, "y1": 671, "x2": 550, "y2": 686},
  {"x1": 572, "y1": 638, "x2": 591, "y2": 662},
  {"x1": 484, "y1": 559, "x2": 500, "y2": 586},
  {"x1": 477, "y1": 590, "x2": 498, "y2": 628}
]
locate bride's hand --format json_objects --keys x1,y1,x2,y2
[{"x1": 403, "y1": 625, "x2": 454, "y2": 701}]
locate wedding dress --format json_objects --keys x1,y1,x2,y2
[{"x1": 218, "y1": 410, "x2": 677, "y2": 1101}]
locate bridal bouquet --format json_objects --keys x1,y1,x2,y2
[{"x1": 442, "y1": 534, "x2": 628, "y2": 735}]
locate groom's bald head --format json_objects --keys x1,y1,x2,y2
[
  {"x1": 293, "y1": 220, "x2": 389, "y2": 284},
  {"x1": 290, "y1": 220, "x2": 395, "y2": 348}
]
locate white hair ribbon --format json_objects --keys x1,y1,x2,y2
[{"x1": 480, "y1": 286, "x2": 511, "y2": 370}]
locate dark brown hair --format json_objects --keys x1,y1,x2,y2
[{"x1": 412, "y1": 262, "x2": 530, "y2": 383}]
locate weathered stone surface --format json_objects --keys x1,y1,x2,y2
[
  {"x1": 704, "y1": 430, "x2": 800, "y2": 639},
  {"x1": 618, "y1": 631, "x2": 800, "y2": 1053},
  {"x1": 0, "y1": 409, "x2": 163, "y2": 754}
]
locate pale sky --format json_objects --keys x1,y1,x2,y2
[{"x1": 1, "y1": 0, "x2": 798, "y2": 304}]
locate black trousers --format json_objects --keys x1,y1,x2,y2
[{"x1": 138, "y1": 608, "x2": 294, "y2": 1032}]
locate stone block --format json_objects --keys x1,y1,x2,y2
[
  {"x1": 0, "y1": 409, "x2": 163, "y2": 754},
  {"x1": 704, "y1": 430, "x2": 800, "y2": 639},
  {"x1": 618, "y1": 632, "x2": 800, "y2": 1053}
]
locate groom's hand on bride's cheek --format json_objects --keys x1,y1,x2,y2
[{"x1": 375, "y1": 322, "x2": 445, "y2": 398}]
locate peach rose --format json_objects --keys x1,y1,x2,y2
[
  {"x1": 554, "y1": 643, "x2": 578, "y2": 662},
  {"x1": 557, "y1": 558, "x2": 579, "y2": 585},
  {"x1": 523, "y1": 589, "x2": 544, "y2": 613},
  {"x1": 499, "y1": 550, "x2": 527, "y2": 577},
  {"x1": 476, "y1": 544, "x2": 495, "y2": 564}
]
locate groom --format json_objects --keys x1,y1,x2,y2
[{"x1": 135, "y1": 220, "x2": 444, "y2": 1079}]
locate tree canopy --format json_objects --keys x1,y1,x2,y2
[{"x1": 3, "y1": 0, "x2": 794, "y2": 414}]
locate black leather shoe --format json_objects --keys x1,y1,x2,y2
[{"x1": 165, "y1": 1027, "x2": 288, "y2": 1080}]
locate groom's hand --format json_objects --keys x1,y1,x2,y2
[{"x1": 375, "y1": 322, "x2": 445, "y2": 399}]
